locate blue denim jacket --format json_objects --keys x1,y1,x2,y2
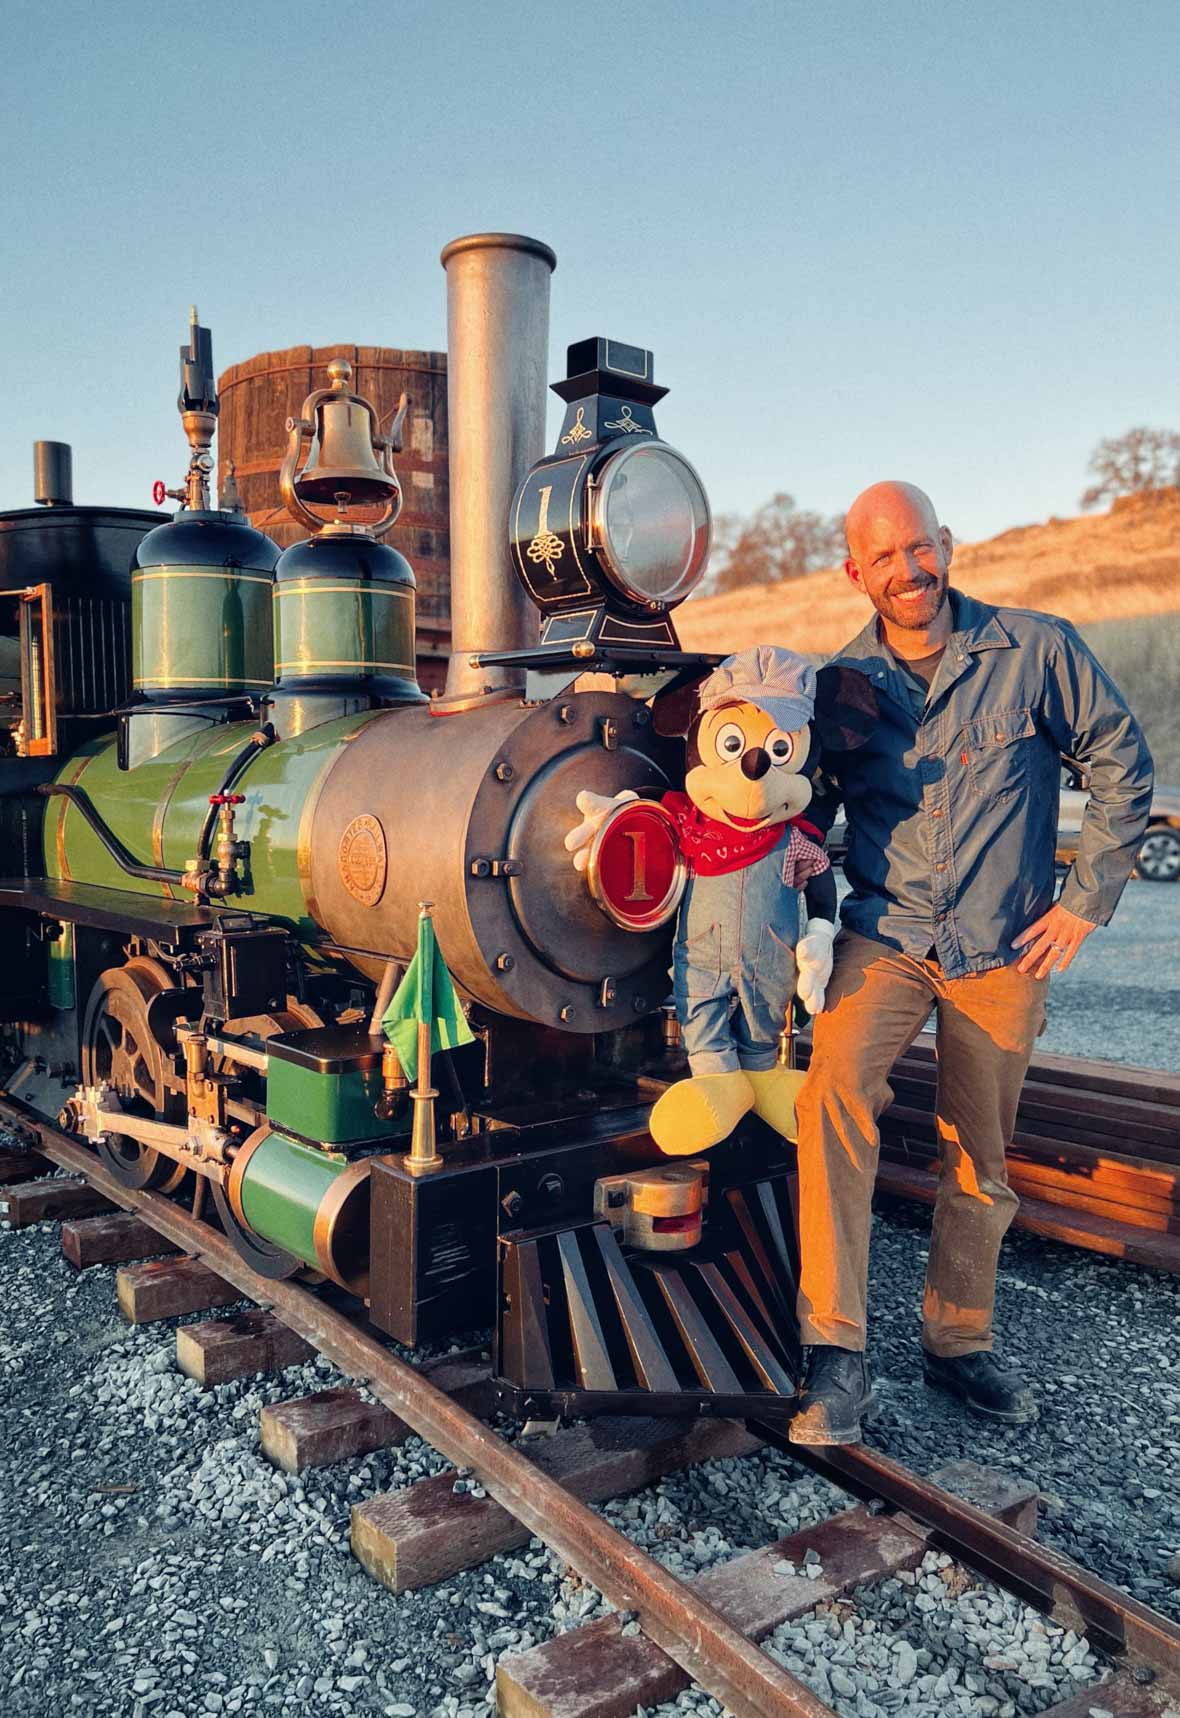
[{"x1": 810, "y1": 590, "x2": 1154, "y2": 978}]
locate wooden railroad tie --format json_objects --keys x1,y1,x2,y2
[
  {"x1": 254, "y1": 1349, "x2": 495, "y2": 1468},
  {"x1": 177, "y1": 1309, "x2": 313, "y2": 1387},
  {"x1": 61, "y1": 1211, "x2": 180, "y2": 1271},
  {"x1": 0, "y1": 1176, "x2": 114, "y2": 1228},
  {"x1": 116, "y1": 1255, "x2": 241, "y2": 1324},
  {"x1": 261, "y1": 1388, "x2": 407, "y2": 1473},
  {"x1": 496, "y1": 1460, "x2": 1038, "y2": 1718},
  {"x1": 351, "y1": 1416, "x2": 763, "y2": 1596},
  {"x1": 0, "y1": 1147, "x2": 49, "y2": 1185}
]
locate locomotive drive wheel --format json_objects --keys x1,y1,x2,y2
[{"x1": 80, "y1": 959, "x2": 187, "y2": 1192}]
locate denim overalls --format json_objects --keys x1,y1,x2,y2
[{"x1": 672, "y1": 831, "x2": 800, "y2": 1076}]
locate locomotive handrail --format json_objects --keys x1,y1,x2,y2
[{"x1": 37, "y1": 783, "x2": 185, "y2": 885}]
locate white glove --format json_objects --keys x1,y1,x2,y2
[
  {"x1": 564, "y1": 789, "x2": 640, "y2": 874},
  {"x1": 795, "y1": 919, "x2": 836, "y2": 1015}
]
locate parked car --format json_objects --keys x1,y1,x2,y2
[
  {"x1": 1057, "y1": 764, "x2": 1180, "y2": 882},
  {"x1": 823, "y1": 767, "x2": 1180, "y2": 882}
]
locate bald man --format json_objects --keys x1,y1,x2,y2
[{"x1": 789, "y1": 481, "x2": 1153, "y2": 1446}]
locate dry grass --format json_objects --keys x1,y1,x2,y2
[{"x1": 677, "y1": 488, "x2": 1180, "y2": 778}]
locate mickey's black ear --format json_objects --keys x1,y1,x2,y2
[
  {"x1": 652, "y1": 667, "x2": 712, "y2": 738},
  {"x1": 814, "y1": 664, "x2": 879, "y2": 752}
]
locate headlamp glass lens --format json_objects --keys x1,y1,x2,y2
[{"x1": 596, "y1": 445, "x2": 711, "y2": 607}]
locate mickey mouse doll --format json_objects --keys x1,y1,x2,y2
[{"x1": 567, "y1": 645, "x2": 838, "y2": 1157}]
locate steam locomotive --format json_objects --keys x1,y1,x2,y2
[{"x1": 0, "y1": 234, "x2": 802, "y2": 1423}]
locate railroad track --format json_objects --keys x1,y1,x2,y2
[{"x1": 3, "y1": 1091, "x2": 1180, "y2": 1718}]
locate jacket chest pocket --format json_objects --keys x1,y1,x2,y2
[{"x1": 960, "y1": 708, "x2": 1037, "y2": 802}]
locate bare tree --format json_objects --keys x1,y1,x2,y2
[
  {"x1": 706, "y1": 492, "x2": 845, "y2": 594},
  {"x1": 1080, "y1": 427, "x2": 1180, "y2": 510}
]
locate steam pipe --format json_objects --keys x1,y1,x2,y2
[{"x1": 439, "y1": 233, "x2": 556, "y2": 701}]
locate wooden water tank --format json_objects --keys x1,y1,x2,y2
[{"x1": 217, "y1": 345, "x2": 450, "y2": 691}]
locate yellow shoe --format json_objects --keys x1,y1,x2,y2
[
  {"x1": 745, "y1": 1066, "x2": 806, "y2": 1140},
  {"x1": 649, "y1": 1072, "x2": 755, "y2": 1156}
]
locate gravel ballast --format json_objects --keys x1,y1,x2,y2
[{"x1": 4, "y1": 1186, "x2": 1179, "y2": 1717}]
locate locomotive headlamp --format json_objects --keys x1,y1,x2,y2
[
  {"x1": 507, "y1": 337, "x2": 713, "y2": 659},
  {"x1": 589, "y1": 442, "x2": 711, "y2": 609}
]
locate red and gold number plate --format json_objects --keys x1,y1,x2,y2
[{"x1": 586, "y1": 798, "x2": 686, "y2": 932}]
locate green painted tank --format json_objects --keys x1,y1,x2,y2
[
  {"x1": 272, "y1": 530, "x2": 420, "y2": 703},
  {"x1": 132, "y1": 509, "x2": 279, "y2": 698},
  {"x1": 46, "y1": 711, "x2": 384, "y2": 943}
]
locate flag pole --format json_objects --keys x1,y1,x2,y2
[{"x1": 407, "y1": 900, "x2": 444, "y2": 1177}]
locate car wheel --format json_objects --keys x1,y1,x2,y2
[{"x1": 1136, "y1": 826, "x2": 1180, "y2": 883}]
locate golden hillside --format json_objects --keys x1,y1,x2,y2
[
  {"x1": 677, "y1": 488, "x2": 1180, "y2": 780},
  {"x1": 678, "y1": 487, "x2": 1180, "y2": 656}
]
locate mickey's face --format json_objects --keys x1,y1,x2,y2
[{"x1": 685, "y1": 699, "x2": 813, "y2": 830}]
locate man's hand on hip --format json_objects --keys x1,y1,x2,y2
[{"x1": 1012, "y1": 902, "x2": 1096, "y2": 977}]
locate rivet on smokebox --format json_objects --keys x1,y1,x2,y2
[
  {"x1": 495, "y1": 953, "x2": 515, "y2": 972},
  {"x1": 494, "y1": 760, "x2": 515, "y2": 783},
  {"x1": 558, "y1": 1003, "x2": 576, "y2": 1023}
]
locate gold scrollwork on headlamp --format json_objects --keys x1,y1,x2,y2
[
  {"x1": 603, "y1": 404, "x2": 649, "y2": 435},
  {"x1": 526, "y1": 484, "x2": 565, "y2": 576},
  {"x1": 560, "y1": 405, "x2": 593, "y2": 446}
]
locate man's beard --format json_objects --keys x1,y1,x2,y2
[{"x1": 877, "y1": 573, "x2": 949, "y2": 630}]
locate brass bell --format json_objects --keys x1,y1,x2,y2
[{"x1": 279, "y1": 358, "x2": 407, "y2": 537}]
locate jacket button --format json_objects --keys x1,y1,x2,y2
[
  {"x1": 935, "y1": 862, "x2": 948, "y2": 873},
  {"x1": 931, "y1": 808, "x2": 944, "y2": 818}
]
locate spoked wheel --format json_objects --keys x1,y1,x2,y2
[{"x1": 80, "y1": 958, "x2": 187, "y2": 1192}]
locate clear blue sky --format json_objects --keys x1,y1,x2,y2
[{"x1": 2, "y1": 0, "x2": 1176, "y2": 544}]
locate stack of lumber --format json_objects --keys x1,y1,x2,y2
[{"x1": 793, "y1": 1033, "x2": 1180, "y2": 1273}]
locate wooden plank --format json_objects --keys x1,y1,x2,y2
[
  {"x1": 0, "y1": 1149, "x2": 47, "y2": 1184},
  {"x1": 496, "y1": 1462, "x2": 1039, "y2": 1718},
  {"x1": 1037, "y1": 1670, "x2": 1164, "y2": 1717},
  {"x1": 61, "y1": 1211, "x2": 180, "y2": 1270},
  {"x1": 351, "y1": 1416, "x2": 762, "y2": 1595},
  {"x1": 0, "y1": 1177, "x2": 114, "y2": 1227},
  {"x1": 176, "y1": 1309, "x2": 313, "y2": 1387},
  {"x1": 882, "y1": 1094, "x2": 1180, "y2": 1173},
  {"x1": 876, "y1": 1158, "x2": 1180, "y2": 1273},
  {"x1": 116, "y1": 1255, "x2": 241, "y2": 1324},
  {"x1": 879, "y1": 1121, "x2": 1180, "y2": 1231},
  {"x1": 261, "y1": 1388, "x2": 407, "y2": 1473}
]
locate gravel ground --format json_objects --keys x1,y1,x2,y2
[
  {"x1": 1033, "y1": 876, "x2": 1180, "y2": 1068},
  {"x1": 3, "y1": 1169, "x2": 1179, "y2": 1718}
]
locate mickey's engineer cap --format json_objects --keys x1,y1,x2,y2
[{"x1": 699, "y1": 644, "x2": 817, "y2": 733}]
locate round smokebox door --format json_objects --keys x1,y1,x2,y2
[{"x1": 504, "y1": 740, "x2": 674, "y2": 984}]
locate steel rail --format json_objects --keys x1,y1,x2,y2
[
  {"x1": 0, "y1": 1095, "x2": 834, "y2": 1718},
  {"x1": 755, "y1": 1426, "x2": 1180, "y2": 1684}
]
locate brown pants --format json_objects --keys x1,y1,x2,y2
[{"x1": 796, "y1": 932, "x2": 1047, "y2": 1358}]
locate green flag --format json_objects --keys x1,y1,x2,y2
[{"x1": 381, "y1": 912, "x2": 474, "y2": 1082}]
